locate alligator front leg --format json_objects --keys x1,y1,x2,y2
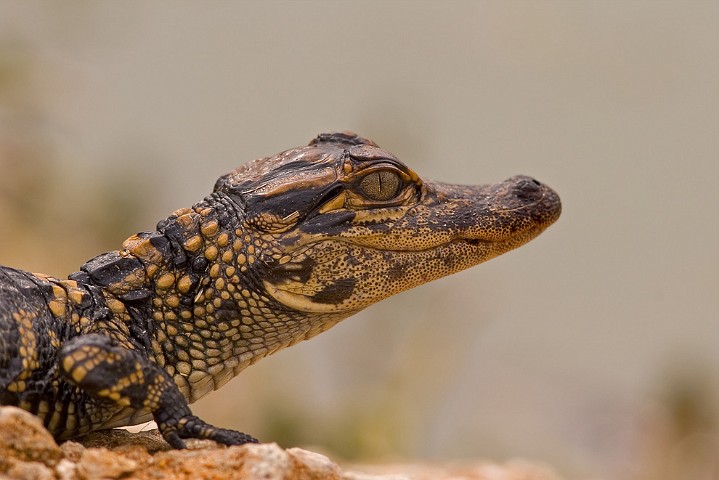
[{"x1": 59, "y1": 334, "x2": 258, "y2": 448}]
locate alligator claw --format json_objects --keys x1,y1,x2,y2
[{"x1": 160, "y1": 414, "x2": 258, "y2": 448}]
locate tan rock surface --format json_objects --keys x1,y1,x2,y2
[{"x1": 0, "y1": 406, "x2": 566, "y2": 480}]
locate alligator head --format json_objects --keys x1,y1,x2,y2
[{"x1": 213, "y1": 131, "x2": 561, "y2": 317}]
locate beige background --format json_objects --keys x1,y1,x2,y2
[{"x1": 1, "y1": 2, "x2": 717, "y2": 479}]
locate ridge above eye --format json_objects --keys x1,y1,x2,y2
[{"x1": 358, "y1": 170, "x2": 401, "y2": 201}]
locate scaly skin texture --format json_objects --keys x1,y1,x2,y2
[{"x1": 0, "y1": 132, "x2": 561, "y2": 448}]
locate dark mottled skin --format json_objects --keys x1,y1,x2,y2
[{"x1": 0, "y1": 132, "x2": 561, "y2": 448}]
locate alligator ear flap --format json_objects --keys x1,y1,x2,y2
[
  {"x1": 213, "y1": 172, "x2": 249, "y2": 208},
  {"x1": 309, "y1": 131, "x2": 379, "y2": 148},
  {"x1": 213, "y1": 173, "x2": 233, "y2": 193}
]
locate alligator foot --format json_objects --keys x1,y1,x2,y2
[
  {"x1": 59, "y1": 333, "x2": 258, "y2": 448},
  {"x1": 157, "y1": 413, "x2": 259, "y2": 449}
]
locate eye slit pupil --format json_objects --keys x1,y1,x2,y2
[{"x1": 359, "y1": 170, "x2": 401, "y2": 201}]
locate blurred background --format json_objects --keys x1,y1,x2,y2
[{"x1": 1, "y1": 2, "x2": 717, "y2": 479}]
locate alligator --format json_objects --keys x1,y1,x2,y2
[{"x1": 0, "y1": 132, "x2": 561, "y2": 448}]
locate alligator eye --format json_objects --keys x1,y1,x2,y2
[{"x1": 359, "y1": 170, "x2": 401, "y2": 201}]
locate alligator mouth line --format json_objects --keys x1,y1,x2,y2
[{"x1": 287, "y1": 225, "x2": 544, "y2": 257}]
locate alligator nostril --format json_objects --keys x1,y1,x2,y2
[{"x1": 512, "y1": 177, "x2": 543, "y2": 200}]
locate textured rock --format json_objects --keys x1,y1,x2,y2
[
  {"x1": 288, "y1": 447, "x2": 344, "y2": 479},
  {"x1": 345, "y1": 460, "x2": 565, "y2": 480},
  {"x1": 0, "y1": 406, "x2": 63, "y2": 465},
  {"x1": 0, "y1": 406, "x2": 566, "y2": 480},
  {"x1": 76, "y1": 448, "x2": 138, "y2": 480},
  {"x1": 1, "y1": 461, "x2": 55, "y2": 480}
]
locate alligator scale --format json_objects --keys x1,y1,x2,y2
[{"x1": 0, "y1": 132, "x2": 561, "y2": 447}]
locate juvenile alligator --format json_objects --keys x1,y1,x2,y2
[{"x1": 0, "y1": 132, "x2": 561, "y2": 448}]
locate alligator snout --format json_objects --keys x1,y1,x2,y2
[{"x1": 500, "y1": 175, "x2": 562, "y2": 225}]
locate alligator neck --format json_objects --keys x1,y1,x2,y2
[{"x1": 74, "y1": 192, "x2": 333, "y2": 402}]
